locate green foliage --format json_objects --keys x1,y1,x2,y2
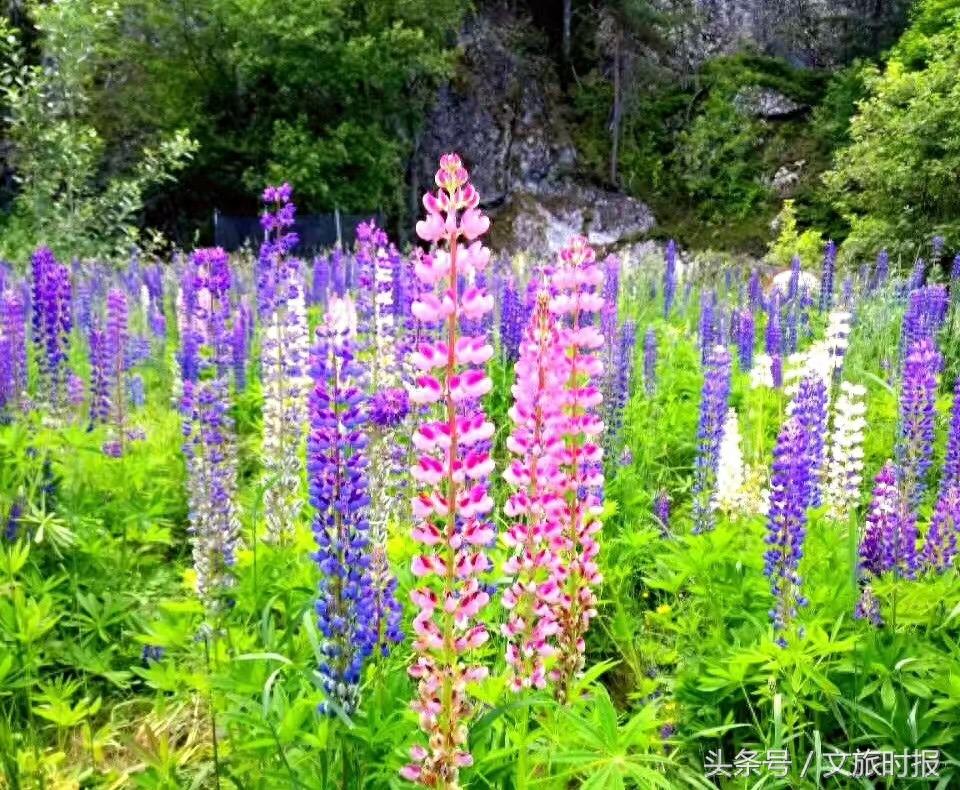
[
  {"x1": 767, "y1": 200, "x2": 825, "y2": 270},
  {"x1": 0, "y1": 10, "x2": 196, "y2": 261},
  {"x1": 825, "y1": 0, "x2": 960, "y2": 256}
]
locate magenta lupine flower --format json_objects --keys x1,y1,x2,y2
[
  {"x1": 860, "y1": 461, "x2": 917, "y2": 579},
  {"x1": 764, "y1": 416, "x2": 812, "y2": 646},
  {"x1": 921, "y1": 485, "x2": 960, "y2": 572},
  {"x1": 0, "y1": 288, "x2": 27, "y2": 413},
  {"x1": 692, "y1": 345, "x2": 732, "y2": 534},
  {"x1": 547, "y1": 235, "x2": 605, "y2": 703},
  {"x1": 896, "y1": 338, "x2": 941, "y2": 509},
  {"x1": 179, "y1": 248, "x2": 241, "y2": 622},
  {"x1": 501, "y1": 293, "x2": 565, "y2": 692},
  {"x1": 308, "y1": 297, "x2": 379, "y2": 714},
  {"x1": 401, "y1": 154, "x2": 495, "y2": 788}
]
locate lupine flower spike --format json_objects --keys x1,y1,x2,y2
[
  {"x1": 548, "y1": 236, "x2": 606, "y2": 703},
  {"x1": 501, "y1": 293, "x2": 565, "y2": 692},
  {"x1": 401, "y1": 154, "x2": 495, "y2": 789},
  {"x1": 692, "y1": 345, "x2": 732, "y2": 534}
]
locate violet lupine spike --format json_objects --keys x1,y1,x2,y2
[
  {"x1": 787, "y1": 255, "x2": 801, "y2": 301},
  {"x1": 940, "y1": 377, "x2": 960, "y2": 499},
  {"x1": 88, "y1": 323, "x2": 110, "y2": 425},
  {"x1": 854, "y1": 585, "x2": 883, "y2": 627},
  {"x1": 819, "y1": 240, "x2": 836, "y2": 312},
  {"x1": 401, "y1": 154, "x2": 495, "y2": 789},
  {"x1": 501, "y1": 293, "x2": 565, "y2": 692},
  {"x1": 748, "y1": 269, "x2": 763, "y2": 311},
  {"x1": 230, "y1": 299, "x2": 251, "y2": 393},
  {"x1": 31, "y1": 247, "x2": 72, "y2": 413},
  {"x1": 663, "y1": 240, "x2": 677, "y2": 317},
  {"x1": 605, "y1": 319, "x2": 636, "y2": 456},
  {"x1": 643, "y1": 327, "x2": 657, "y2": 397},
  {"x1": 259, "y1": 185, "x2": 309, "y2": 544},
  {"x1": 308, "y1": 296, "x2": 379, "y2": 715},
  {"x1": 179, "y1": 247, "x2": 242, "y2": 624},
  {"x1": 764, "y1": 416, "x2": 811, "y2": 646},
  {"x1": 766, "y1": 292, "x2": 783, "y2": 389},
  {"x1": 952, "y1": 254, "x2": 960, "y2": 283},
  {"x1": 902, "y1": 285, "x2": 948, "y2": 357},
  {"x1": 600, "y1": 255, "x2": 620, "y2": 382},
  {"x1": 698, "y1": 291, "x2": 715, "y2": 364},
  {"x1": 907, "y1": 258, "x2": 927, "y2": 292},
  {"x1": 102, "y1": 288, "x2": 132, "y2": 457},
  {"x1": 896, "y1": 337, "x2": 941, "y2": 510},
  {"x1": 921, "y1": 485, "x2": 960, "y2": 573},
  {"x1": 692, "y1": 345, "x2": 732, "y2": 535},
  {"x1": 860, "y1": 460, "x2": 917, "y2": 579},
  {"x1": 736, "y1": 308, "x2": 754, "y2": 372},
  {"x1": 653, "y1": 490, "x2": 670, "y2": 535},
  {"x1": 500, "y1": 277, "x2": 524, "y2": 364},
  {"x1": 870, "y1": 249, "x2": 889, "y2": 295},
  {"x1": 548, "y1": 235, "x2": 605, "y2": 704},
  {"x1": 786, "y1": 375, "x2": 829, "y2": 508},
  {"x1": 311, "y1": 254, "x2": 329, "y2": 308},
  {"x1": 0, "y1": 288, "x2": 28, "y2": 413}
]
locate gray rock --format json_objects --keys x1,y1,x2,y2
[{"x1": 734, "y1": 86, "x2": 806, "y2": 118}]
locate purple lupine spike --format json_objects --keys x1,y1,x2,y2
[
  {"x1": 871, "y1": 249, "x2": 889, "y2": 294},
  {"x1": 854, "y1": 585, "x2": 883, "y2": 626},
  {"x1": 653, "y1": 490, "x2": 670, "y2": 535},
  {"x1": 819, "y1": 240, "x2": 836, "y2": 312},
  {"x1": 860, "y1": 460, "x2": 917, "y2": 578},
  {"x1": 601, "y1": 255, "x2": 620, "y2": 374},
  {"x1": 941, "y1": 376, "x2": 960, "y2": 498},
  {"x1": 896, "y1": 337, "x2": 941, "y2": 509},
  {"x1": 31, "y1": 247, "x2": 72, "y2": 411},
  {"x1": 736, "y1": 308, "x2": 754, "y2": 371},
  {"x1": 230, "y1": 300, "x2": 250, "y2": 392},
  {"x1": 787, "y1": 375, "x2": 829, "y2": 508},
  {"x1": 500, "y1": 278, "x2": 524, "y2": 364},
  {"x1": 311, "y1": 255, "x2": 329, "y2": 307},
  {"x1": 766, "y1": 292, "x2": 783, "y2": 388},
  {"x1": 259, "y1": 186, "x2": 309, "y2": 544},
  {"x1": 308, "y1": 297, "x2": 378, "y2": 714},
  {"x1": 67, "y1": 372, "x2": 85, "y2": 409},
  {"x1": 0, "y1": 288, "x2": 28, "y2": 412},
  {"x1": 902, "y1": 285, "x2": 948, "y2": 356},
  {"x1": 841, "y1": 277, "x2": 854, "y2": 308},
  {"x1": 951, "y1": 254, "x2": 960, "y2": 283},
  {"x1": 692, "y1": 345, "x2": 732, "y2": 534},
  {"x1": 605, "y1": 320, "x2": 636, "y2": 454},
  {"x1": 128, "y1": 375, "x2": 145, "y2": 409},
  {"x1": 907, "y1": 258, "x2": 927, "y2": 291},
  {"x1": 330, "y1": 248, "x2": 345, "y2": 297},
  {"x1": 787, "y1": 255, "x2": 801, "y2": 301},
  {"x1": 698, "y1": 291, "x2": 716, "y2": 364},
  {"x1": 764, "y1": 416, "x2": 812, "y2": 646},
  {"x1": 663, "y1": 240, "x2": 677, "y2": 317},
  {"x1": 748, "y1": 269, "x2": 763, "y2": 311},
  {"x1": 921, "y1": 485, "x2": 960, "y2": 573},
  {"x1": 103, "y1": 288, "x2": 133, "y2": 456},
  {"x1": 180, "y1": 247, "x2": 241, "y2": 623},
  {"x1": 88, "y1": 323, "x2": 110, "y2": 425},
  {"x1": 643, "y1": 327, "x2": 657, "y2": 397}
]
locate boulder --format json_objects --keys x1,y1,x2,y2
[{"x1": 734, "y1": 86, "x2": 806, "y2": 118}]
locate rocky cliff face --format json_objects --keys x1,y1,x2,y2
[
  {"x1": 415, "y1": 11, "x2": 655, "y2": 258},
  {"x1": 670, "y1": 0, "x2": 910, "y2": 68}
]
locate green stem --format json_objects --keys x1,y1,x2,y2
[
  {"x1": 517, "y1": 704, "x2": 530, "y2": 790},
  {"x1": 204, "y1": 635, "x2": 223, "y2": 790}
]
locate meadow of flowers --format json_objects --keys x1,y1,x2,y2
[{"x1": 2, "y1": 154, "x2": 960, "y2": 788}]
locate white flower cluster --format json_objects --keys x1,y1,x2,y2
[
  {"x1": 262, "y1": 291, "x2": 310, "y2": 543},
  {"x1": 750, "y1": 353, "x2": 774, "y2": 390},
  {"x1": 825, "y1": 381, "x2": 867, "y2": 520},
  {"x1": 716, "y1": 408, "x2": 745, "y2": 514},
  {"x1": 784, "y1": 309, "x2": 852, "y2": 397}
]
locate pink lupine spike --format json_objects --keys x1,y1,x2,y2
[
  {"x1": 403, "y1": 155, "x2": 495, "y2": 789},
  {"x1": 548, "y1": 236, "x2": 607, "y2": 705}
]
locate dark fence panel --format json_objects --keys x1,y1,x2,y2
[{"x1": 213, "y1": 211, "x2": 383, "y2": 252}]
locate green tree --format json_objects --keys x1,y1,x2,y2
[{"x1": 825, "y1": 0, "x2": 960, "y2": 255}]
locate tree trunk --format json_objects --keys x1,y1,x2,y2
[{"x1": 609, "y1": 29, "x2": 622, "y2": 187}]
